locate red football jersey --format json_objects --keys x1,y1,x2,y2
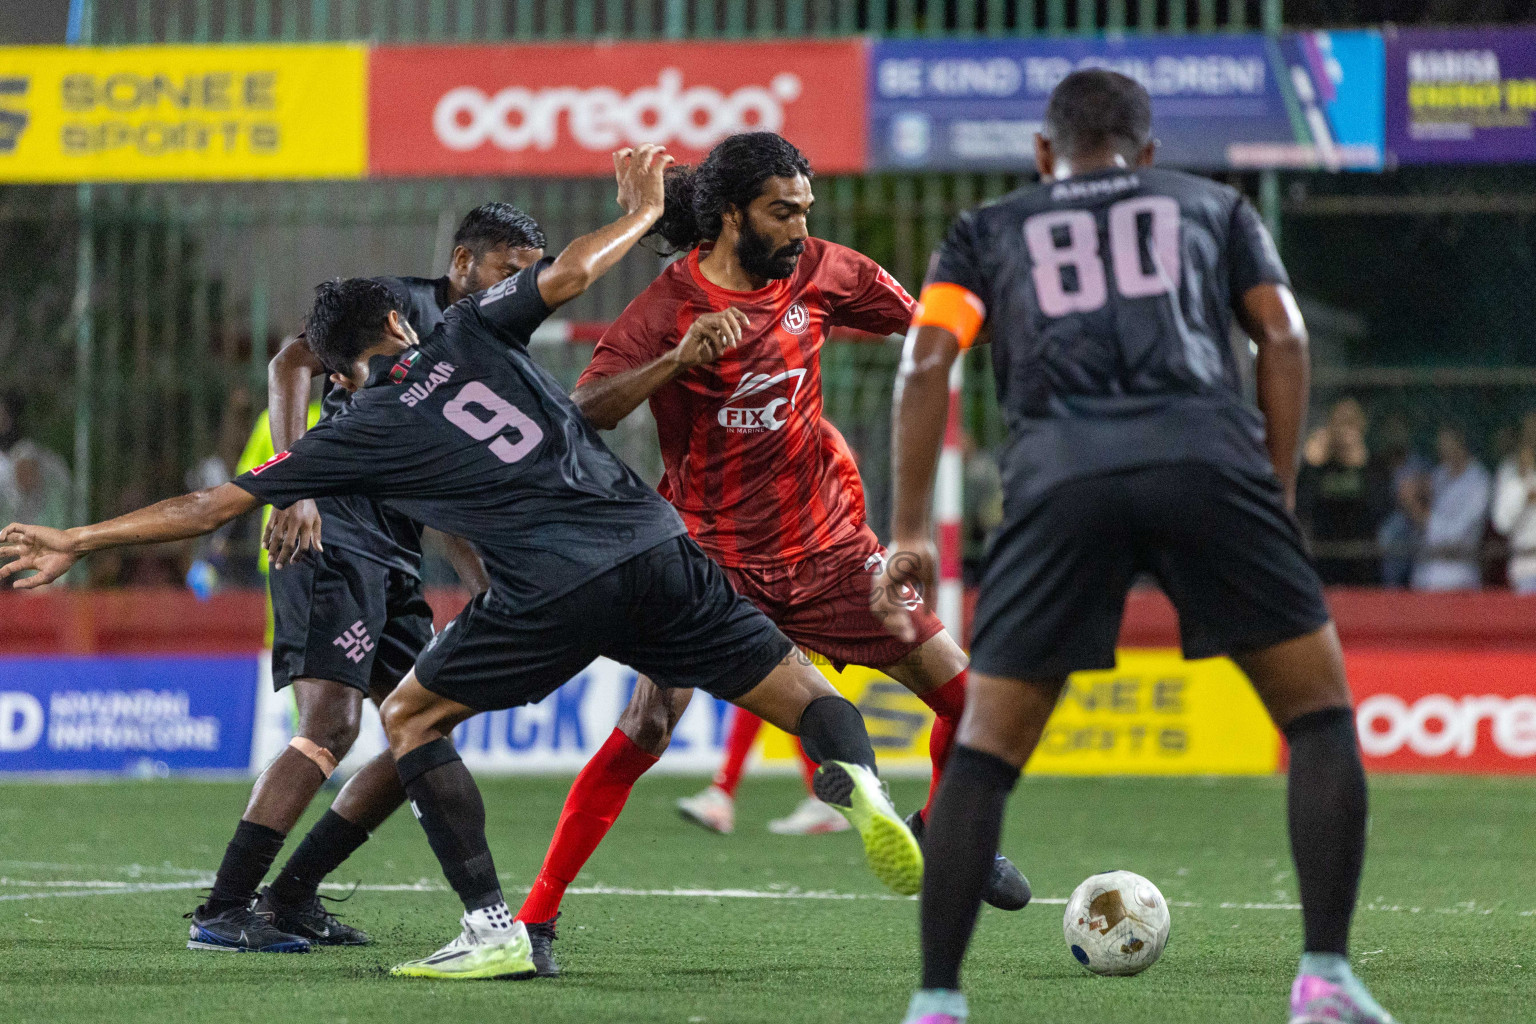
[{"x1": 578, "y1": 238, "x2": 915, "y2": 568}]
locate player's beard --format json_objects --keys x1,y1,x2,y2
[{"x1": 736, "y1": 221, "x2": 805, "y2": 281}]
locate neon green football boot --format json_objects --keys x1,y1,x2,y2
[
  {"x1": 391, "y1": 915, "x2": 537, "y2": 980},
  {"x1": 813, "y1": 760, "x2": 924, "y2": 896}
]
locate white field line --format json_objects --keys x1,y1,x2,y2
[{"x1": 0, "y1": 875, "x2": 1530, "y2": 916}]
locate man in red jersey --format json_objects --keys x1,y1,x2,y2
[{"x1": 511, "y1": 133, "x2": 1029, "y2": 977}]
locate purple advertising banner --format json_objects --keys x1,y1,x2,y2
[{"x1": 1387, "y1": 26, "x2": 1536, "y2": 165}]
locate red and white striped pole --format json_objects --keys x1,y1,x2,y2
[{"x1": 935, "y1": 356, "x2": 965, "y2": 642}]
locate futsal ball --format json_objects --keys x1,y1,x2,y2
[{"x1": 1062, "y1": 870, "x2": 1171, "y2": 976}]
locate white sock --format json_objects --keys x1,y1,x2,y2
[
  {"x1": 466, "y1": 901, "x2": 516, "y2": 933},
  {"x1": 904, "y1": 989, "x2": 968, "y2": 1022},
  {"x1": 1300, "y1": 952, "x2": 1351, "y2": 981}
]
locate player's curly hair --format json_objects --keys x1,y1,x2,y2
[
  {"x1": 645, "y1": 132, "x2": 813, "y2": 254},
  {"x1": 453, "y1": 202, "x2": 547, "y2": 256},
  {"x1": 305, "y1": 278, "x2": 402, "y2": 375},
  {"x1": 1044, "y1": 69, "x2": 1152, "y2": 160}
]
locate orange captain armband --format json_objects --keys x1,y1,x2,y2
[{"x1": 914, "y1": 283, "x2": 986, "y2": 349}]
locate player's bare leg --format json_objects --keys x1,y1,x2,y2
[
  {"x1": 188, "y1": 677, "x2": 365, "y2": 953},
  {"x1": 515, "y1": 677, "x2": 692, "y2": 975},
  {"x1": 879, "y1": 631, "x2": 1031, "y2": 912},
  {"x1": 259, "y1": 678, "x2": 410, "y2": 946},
  {"x1": 1231, "y1": 625, "x2": 1393, "y2": 1024}
]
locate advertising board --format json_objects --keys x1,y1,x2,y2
[
  {"x1": 1386, "y1": 26, "x2": 1536, "y2": 165},
  {"x1": 369, "y1": 40, "x2": 868, "y2": 178},
  {"x1": 0, "y1": 657, "x2": 257, "y2": 773},
  {"x1": 0, "y1": 45, "x2": 366, "y2": 181},
  {"x1": 869, "y1": 32, "x2": 1382, "y2": 171}
]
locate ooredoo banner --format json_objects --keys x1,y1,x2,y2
[
  {"x1": 368, "y1": 40, "x2": 869, "y2": 178},
  {"x1": 1347, "y1": 649, "x2": 1536, "y2": 773},
  {"x1": 1386, "y1": 26, "x2": 1536, "y2": 165}
]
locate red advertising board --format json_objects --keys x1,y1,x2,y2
[
  {"x1": 368, "y1": 40, "x2": 869, "y2": 178},
  {"x1": 1346, "y1": 648, "x2": 1536, "y2": 774}
]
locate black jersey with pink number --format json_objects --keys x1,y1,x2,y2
[{"x1": 928, "y1": 166, "x2": 1290, "y2": 504}]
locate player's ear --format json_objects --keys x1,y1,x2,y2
[
  {"x1": 449, "y1": 244, "x2": 475, "y2": 282},
  {"x1": 1136, "y1": 139, "x2": 1158, "y2": 167},
  {"x1": 1034, "y1": 133, "x2": 1054, "y2": 180}
]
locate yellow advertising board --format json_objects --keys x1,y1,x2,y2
[
  {"x1": 758, "y1": 650, "x2": 1280, "y2": 776},
  {"x1": 0, "y1": 45, "x2": 365, "y2": 181}
]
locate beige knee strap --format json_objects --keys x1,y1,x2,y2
[{"x1": 289, "y1": 736, "x2": 338, "y2": 778}]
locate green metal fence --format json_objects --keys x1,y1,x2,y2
[
  {"x1": 85, "y1": 1, "x2": 1274, "y2": 43},
  {"x1": 1, "y1": 0, "x2": 1272, "y2": 585}
]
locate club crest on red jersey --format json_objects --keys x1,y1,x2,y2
[{"x1": 780, "y1": 301, "x2": 809, "y2": 335}]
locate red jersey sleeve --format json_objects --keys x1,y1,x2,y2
[
  {"x1": 823, "y1": 246, "x2": 917, "y2": 336},
  {"x1": 577, "y1": 289, "x2": 674, "y2": 389}
]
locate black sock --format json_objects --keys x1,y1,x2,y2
[
  {"x1": 796, "y1": 695, "x2": 876, "y2": 770},
  {"x1": 1284, "y1": 707, "x2": 1367, "y2": 956},
  {"x1": 205, "y1": 820, "x2": 287, "y2": 915},
  {"x1": 266, "y1": 809, "x2": 373, "y2": 908},
  {"x1": 395, "y1": 738, "x2": 502, "y2": 912},
  {"x1": 920, "y1": 745, "x2": 1019, "y2": 990}
]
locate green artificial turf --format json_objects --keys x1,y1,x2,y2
[{"x1": 1, "y1": 774, "x2": 1530, "y2": 1023}]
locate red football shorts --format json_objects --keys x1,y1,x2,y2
[{"x1": 719, "y1": 525, "x2": 945, "y2": 672}]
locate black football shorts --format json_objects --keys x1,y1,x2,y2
[
  {"x1": 269, "y1": 547, "x2": 435, "y2": 695},
  {"x1": 414, "y1": 536, "x2": 795, "y2": 712},
  {"x1": 970, "y1": 461, "x2": 1331, "y2": 681}
]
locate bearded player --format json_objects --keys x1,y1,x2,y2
[{"x1": 511, "y1": 133, "x2": 1029, "y2": 976}]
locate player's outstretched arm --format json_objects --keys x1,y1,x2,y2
[
  {"x1": 0, "y1": 483, "x2": 260, "y2": 590},
  {"x1": 572, "y1": 308, "x2": 749, "y2": 430},
  {"x1": 873, "y1": 322, "x2": 964, "y2": 642},
  {"x1": 536, "y1": 145, "x2": 674, "y2": 311},
  {"x1": 264, "y1": 332, "x2": 325, "y2": 567},
  {"x1": 1237, "y1": 283, "x2": 1310, "y2": 509}
]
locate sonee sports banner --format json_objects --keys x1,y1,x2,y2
[{"x1": 0, "y1": 45, "x2": 367, "y2": 182}]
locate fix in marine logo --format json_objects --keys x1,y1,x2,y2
[
  {"x1": 780, "y1": 301, "x2": 809, "y2": 335},
  {"x1": 0, "y1": 77, "x2": 29, "y2": 154},
  {"x1": 399, "y1": 361, "x2": 458, "y2": 407},
  {"x1": 717, "y1": 368, "x2": 807, "y2": 432},
  {"x1": 388, "y1": 349, "x2": 423, "y2": 383},
  {"x1": 248, "y1": 450, "x2": 290, "y2": 475},
  {"x1": 332, "y1": 619, "x2": 375, "y2": 665}
]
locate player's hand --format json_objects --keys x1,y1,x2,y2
[
  {"x1": 263, "y1": 498, "x2": 323, "y2": 570},
  {"x1": 614, "y1": 144, "x2": 674, "y2": 217},
  {"x1": 870, "y1": 538, "x2": 937, "y2": 643},
  {"x1": 671, "y1": 308, "x2": 749, "y2": 370},
  {"x1": 0, "y1": 522, "x2": 80, "y2": 590}
]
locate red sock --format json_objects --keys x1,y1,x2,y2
[
  {"x1": 517, "y1": 728, "x2": 658, "y2": 924},
  {"x1": 712, "y1": 707, "x2": 763, "y2": 797},
  {"x1": 795, "y1": 740, "x2": 817, "y2": 794},
  {"x1": 919, "y1": 669, "x2": 968, "y2": 823}
]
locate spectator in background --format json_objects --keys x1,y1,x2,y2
[
  {"x1": 1375, "y1": 413, "x2": 1428, "y2": 588},
  {"x1": 1296, "y1": 397, "x2": 1391, "y2": 584},
  {"x1": 1406, "y1": 421, "x2": 1491, "y2": 591},
  {"x1": 1493, "y1": 410, "x2": 1536, "y2": 594},
  {"x1": 2, "y1": 439, "x2": 70, "y2": 532}
]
